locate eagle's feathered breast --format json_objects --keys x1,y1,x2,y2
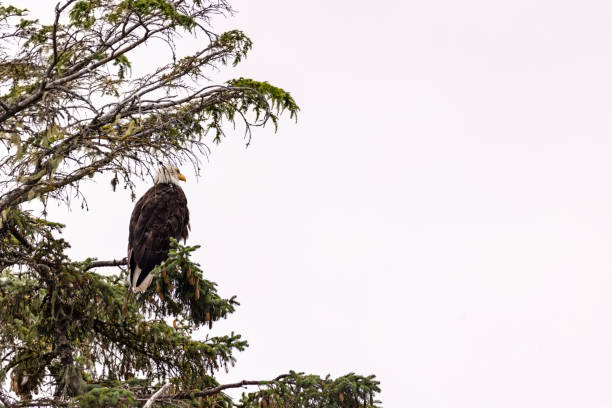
[{"x1": 128, "y1": 182, "x2": 189, "y2": 291}]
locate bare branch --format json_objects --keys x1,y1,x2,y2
[
  {"x1": 143, "y1": 382, "x2": 170, "y2": 408},
  {"x1": 84, "y1": 257, "x2": 127, "y2": 271}
]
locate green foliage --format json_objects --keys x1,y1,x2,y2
[
  {"x1": 228, "y1": 78, "x2": 299, "y2": 119},
  {"x1": 217, "y1": 31, "x2": 253, "y2": 66},
  {"x1": 228, "y1": 77, "x2": 300, "y2": 132},
  {"x1": 106, "y1": 0, "x2": 196, "y2": 29},
  {"x1": 75, "y1": 386, "x2": 135, "y2": 408},
  {"x1": 69, "y1": 1, "x2": 101, "y2": 28},
  {"x1": 0, "y1": 5, "x2": 26, "y2": 22},
  {"x1": 238, "y1": 372, "x2": 382, "y2": 408},
  {"x1": 138, "y1": 239, "x2": 239, "y2": 328}
]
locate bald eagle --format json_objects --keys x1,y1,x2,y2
[{"x1": 128, "y1": 166, "x2": 190, "y2": 292}]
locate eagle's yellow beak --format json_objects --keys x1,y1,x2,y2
[{"x1": 178, "y1": 173, "x2": 186, "y2": 182}]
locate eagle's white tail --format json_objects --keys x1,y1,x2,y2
[{"x1": 130, "y1": 266, "x2": 154, "y2": 292}]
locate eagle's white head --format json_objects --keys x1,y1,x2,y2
[{"x1": 154, "y1": 165, "x2": 187, "y2": 186}]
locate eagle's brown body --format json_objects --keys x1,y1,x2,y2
[{"x1": 128, "y1": 182, "x2": 190, "y2": 292}]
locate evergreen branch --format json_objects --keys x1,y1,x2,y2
[{"x1": 164, "y1": 374, "x2": 291, "y2": 400}]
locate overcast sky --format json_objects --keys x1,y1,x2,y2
[{"x1": 20, "y1": 0, "x2": 612, "y2": 406}]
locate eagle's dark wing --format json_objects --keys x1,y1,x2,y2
[{"x1": 128, "y1": 183, "x2": 189, "y2": 291}]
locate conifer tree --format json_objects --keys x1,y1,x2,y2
[{"x1": 0, "y1": 1, "x2": 381, "y2": 407}]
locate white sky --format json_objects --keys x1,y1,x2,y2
[{"x1": 19, "y1": 0, "x2": 612, "y2": 406}]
